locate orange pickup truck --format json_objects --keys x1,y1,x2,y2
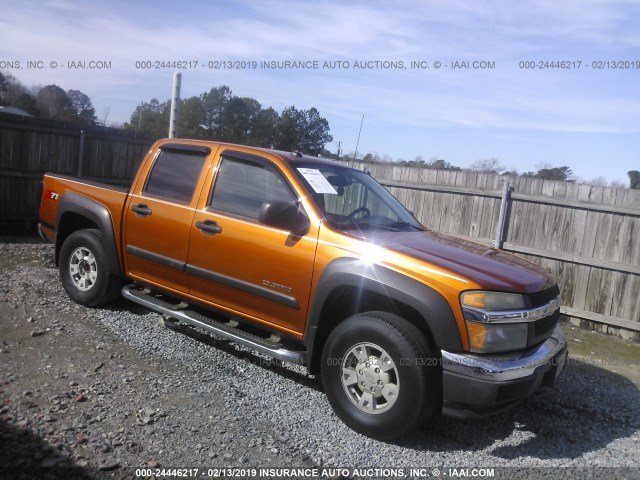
[{"x1": 39, "y1": 139, "x2": 567, "y2": 439}]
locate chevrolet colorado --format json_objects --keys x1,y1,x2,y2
[{"x1": 39, "y1": 139, "x2": 567, "y2": 439}]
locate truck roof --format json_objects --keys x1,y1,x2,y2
[{"x1": 155, "y1": 138, "x2": 343, "y2": 168}]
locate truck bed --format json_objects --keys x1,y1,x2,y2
[{"x1": 39, "y1": 173, "x2": 129, "y2": 255}]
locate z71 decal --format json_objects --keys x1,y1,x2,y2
[{"x1": 45, "y1": 190, "x2": 59, "y2": 200}]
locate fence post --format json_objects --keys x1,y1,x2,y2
[
  {"x1": 495, "y1": 179, "x2": 511, "y2": 249},
  {"x1": 77, "y1": 129, "x2": 85, "y2": 177}
]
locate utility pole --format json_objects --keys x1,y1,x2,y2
[
  {"x1": 168, "y1": 72, "x2": 181, "y2": 138},
  {"x1": 336, "y1": 141, "x2": 342, "y2": 158}
]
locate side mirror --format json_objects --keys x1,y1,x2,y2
[{"x1": 259, "y1": 200, "x2": 309, "y2": 235}]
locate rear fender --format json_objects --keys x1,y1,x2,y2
[{"x1": 55, "y1": 192, "x2": 123, "y2": 277}]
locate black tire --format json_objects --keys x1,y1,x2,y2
[
  {"x1": 321, "y1": 311, "x2": 440, "y2": 440},
  {"x1": 59, "y1": 229, "x2": 122, "y2": 307}
]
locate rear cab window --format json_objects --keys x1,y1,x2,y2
[{"x1": 143, "y1": 147, "x2": 209, "y2": 204}]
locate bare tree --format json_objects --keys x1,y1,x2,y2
[
  {"x1": 469, "y1": 157, "x2": 505, "y2": 173},
  {"x1": 101, "y1": 107, "x2": 110, "y2": 127}
]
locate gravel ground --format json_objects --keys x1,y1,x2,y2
[{"x1": 0, "y1": 237, "x2": 639, "y2": 480}]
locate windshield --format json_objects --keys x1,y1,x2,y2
[{"x1": 294, "y1": 163, "x2": 424, "y2": 233}]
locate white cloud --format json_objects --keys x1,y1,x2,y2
[{"x1": 1, "y1": 0, "x2": 638, "y2": 182}]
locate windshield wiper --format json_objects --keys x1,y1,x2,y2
[
  {"x1": 348, "y1": 220, "x2": 416, "y2": 232},
  {"x1": 333, "y1": 219, "x2": 423, "y2": 232},
  {"x1": 385, "y1": 221, "x2": 424, "y2": 231}
]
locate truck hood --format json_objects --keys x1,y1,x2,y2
[{"x1": 369, "y1": 231, "x2": 555, "y2": 294}]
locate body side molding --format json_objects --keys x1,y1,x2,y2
[
  {"x1": 186, "y1": 264, "x2": 299, "y2": 309},
  {"x1": 124, "y1": 245, "x2": 300, "y2": 309}
]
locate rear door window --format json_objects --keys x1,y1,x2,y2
[{"x1": 144, "y1": 150, "x2": 207, "y2": 204}]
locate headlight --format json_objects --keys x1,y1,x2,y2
[
  {"x1": 461, "y1": 291, "x2": 528, "y2": 353},
  {"x1": 461, "y1": 291, "x2": 526, "y2": 310}
]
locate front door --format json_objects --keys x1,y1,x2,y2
[{"x1": 187, "y1": 151, "x2": 318, "y2": 336}]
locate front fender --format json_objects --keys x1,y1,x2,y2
[{"x1": 304, "y1": 258, "x2": 463, "y2": 370}]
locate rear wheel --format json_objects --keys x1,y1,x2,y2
[
  {"x1": 321, "y1": 311, "x2": 440, "y2": 440},
  {"x1": 59, "y1": 229, "x2": 121, "y2": 307}
]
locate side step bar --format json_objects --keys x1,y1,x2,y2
[{"x1": 122, "y1": 285, "x2": 306, "y2": 364}]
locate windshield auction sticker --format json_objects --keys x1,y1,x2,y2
[{"x1": 297, "y1": 168, "x2": 338, "y2": 194}]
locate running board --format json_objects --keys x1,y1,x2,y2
[{"x1": 121, "y1": 285, "x2": 306, "y2": 364}]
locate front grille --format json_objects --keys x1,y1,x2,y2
[
  {"x1": 528, "y1": 285, "x2": 560, "y2": 308},
  {"x1": 527, "y1": 309, "x2": 560, "y2": 348},
  {"x1": 534, "y1": 309, "x2": 559, "y2": 337},
  {"x1": 523, "y1": 285, "x2": 561, "y2": 348}
]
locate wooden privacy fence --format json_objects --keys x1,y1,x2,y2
[
  {"x1": 342, "y1": 161, "x2": 640, "y2": 341},
  {"x1": 1, "y1": 112, "x2": 638, "y2": 340},
  {"x1": 0, "y1": 113, "x2": 154, "y2": 226}
]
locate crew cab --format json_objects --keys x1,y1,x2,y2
[{"x1": 38, "y1": 139, "x2": 567, "y2": 439}]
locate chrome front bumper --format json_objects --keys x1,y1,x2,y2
[{"x1": 441, "y1": 325, "x2": 568, "y2": 418}]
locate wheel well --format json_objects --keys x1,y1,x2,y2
[
  {"x1": 55, "y1": 213, "x2": 99, "y2": 266},
  {"x1": 308, "y1": 285, "x2": 438, "y2": 374}
]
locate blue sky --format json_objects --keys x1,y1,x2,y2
[{"x1": 1, "y1": 0, "x2": 639, "y2": 185}]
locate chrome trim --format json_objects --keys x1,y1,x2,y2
[
  {"x1": 121, "y1": 285, "x2": 305, "y2": 364},
  {"x1": 463, "y1": 296, "x2": 560, "y2": 323},
  {"x1": 442, "y1": 325, "x2": 567, "y2": 382}
]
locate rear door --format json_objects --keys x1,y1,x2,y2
[
  {"x1": 187, "y1": 150, "x2": 318, "y2": 336},
  {"x1": 123, "y1": 144, "x2": 212, "y2": 293}
]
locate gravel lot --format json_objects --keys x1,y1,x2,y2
[{"x1": 1, "y1": 237, "x2": 639, "y2": 480}]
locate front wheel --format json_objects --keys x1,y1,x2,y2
[
  {"x1": 321, "y1": 311, "x2": 440, "y2": 440},
  {"x1": 59, "y1": 229, "x2": 121, "y2": 307}
]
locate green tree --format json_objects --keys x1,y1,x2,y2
[
  {"x1": 299, "y1": 107, "x2": 333, "y2": 155},
  {"x1": 124, "y1": 84, "x2": 333, "y2": 149},
  {"x1": 534, "y1": 166, "x2": 574, "y2": 181},
  {"x1": 251, "y1": 107, "x2": 280, "y2": 147},
  {"x1": 124, "y1": 99, "x2": 170, "y2": 138},
  {"x1": 0, "y1": 73, "x2": 39, "y2": 114},
  {"x1": 179, "y1": 96, "x2": 205, "y2": 139},
  {"x1": 67, "y1": 89, "x2": 96, "y2": 125},
  {"x1": 0, "y1": 72, "x2": 8, "y2": 102},
  {"x1": 320, "y1": 148, "x2": 339, "y2": 160},
  {"x1": 221, "y1": 96, "x2": 261, "y2": 144},
  {"x1": 13, "y1": 93, "x2": 39, "y2": 115},
  {"x1": 428, "y1": 158, "x2": 461, "y2": 171},
  {"x1": 277, "y1": 106, "x2": 332, "y2": 155},
  {"x1": 277, "y1": 106, "x2": 302, "y2": 152},
  {"x1": 200, "y1": 86, "x2": 232, "y2": 138},
  {"x1": 629, "y1": 170, "x2": 640, "y2": 189}
]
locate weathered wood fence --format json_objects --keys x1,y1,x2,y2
[
  {"x1": 0, "y1": 113, "x2": 154, "y2": 227},
  {"x1": 342, "y1": 160, "x2": 640, "y2": 341}
]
